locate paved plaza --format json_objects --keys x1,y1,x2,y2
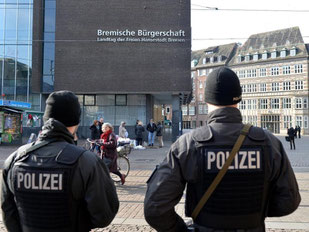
[{"x1": 0, "y1": 134, "x2": 308, "y2": 231}]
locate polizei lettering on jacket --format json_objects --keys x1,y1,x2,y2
[
  {"x1": 15, "y1": 171, "x2": 63, "y2": 191},
  {"x1": 203, "y1": 148, "x2": 262, "y2": 172}
]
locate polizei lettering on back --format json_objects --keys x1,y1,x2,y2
[
  {"x1": 16, "y1": 171, "x2": 63, "y2": 191},
  {"x1": 203, "y1": 148, "x2": 262, "y2": 172}
]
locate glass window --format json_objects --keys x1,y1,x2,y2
[
  {"x1": 44, "y1": 0, "x2": 56, "y2": 32},
  {"x1": 4, "y1": 45, "x2": 16, "y2": 99},
  {"x1": 282, "y1": 98, "x2": 291, "y2": 109},
  {"x1": 253, "y1": 53, "x2": 258, "y2": 61},
  {"x1": 304, "y1": 116, "x2": 308, "y2": 129},
  {"x1": 262, "y1": 52, "x2": 268, "y2": 60},
  {"x1": 239, "y1": 70, "x2": 245, "y2": 78},
  {"x1": 283, "y1": 82, "x2": 291, "y2": 91},
  {"x1": 295, "y1": 98, "x2": 302, "y2": 109},
  {"x1": 85, "y1": 95, "x2": 95, "y2": 106},
  {"x1": 16, "y1": 45, "x2": 29, "y2": 97},
  {"x1": 237, "y1": 55, "x2": 242, "y2": 63},
  {"x1": 303, "y1": 98, "x2": 308, "y2": 109},
  {"x1": 115, "y1": 94, "x2": 127, "y2": 106},
  {"x1": 295, "y1": 81, "x2": 303, "y2": 90},
  {"x1": 239, "y1": 100, "x2": 246, "y2": 110},
  {"x1": 290, "y1": 48, "x2": 297, "y2": 56},
  {"x1": 296, "y1": 116, "x2": 302, "y2": 127},
  {"x1": 127, "y1": 95, "x2": 146, "y2": 106},
  {"x1": 283, "y1": 115, "x2": 292, "y2": 128},
  {"x1": 271, "y1": 82, "x2": 279, "y2": 91},
  {"x1": 5, "y1": 6, "x2": 17, "y2": 44},
  {"x1": 17, "y1": 7, "x2": 30, "y2": 44},
  {"x1": 271, "y1": 98, "x2": 279, "y2": 109},
  {"x1": 0, "y1": 8, "x2": 5, "y2": 41},
  {"x1": 96, "y1": 95, "x2": 115, "y2": 105},
  {"x1": 199, "y1": 93, "x2": 203, "y2": 101},
  {"x1": 271, "y1": 51, "x2": 277, "y2": 58},
  {"x1": 294, "y1": 64, "x2": 303, "y2": 73},
  {"x1": 245, "y1": 54, "x2": 250, "y2": 62},
  {"x1": 76, "y1": 95, "x2": 84, "y2": 105},
  {"x1": 260, "y1": 83, "x2": 266, "y2": 92},
  {"x1": 182, "y1": 105, "x2": 188, "y2": 115},
  {"x1": 189, "y1": 106, "x2": 195, "y2": 115},
  {"x1": 259, "y1": 68, "x2": 266, "y2": 77},
  {"x1": 259, "y1": 99, "x2": 268, "y2": 109},
  {"x1": 280, "y1": 49, "x2": 286, "y2": 58},
  {"x1": 271, "y1": 67, "x2": 279, "y2": 76},
  {"x1": 282, "y1": 66, "x2": 290, "y2": 75}
]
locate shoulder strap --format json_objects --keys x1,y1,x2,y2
[{"x1": 191, "y1": 124, "x2": 252, "y2": 221}]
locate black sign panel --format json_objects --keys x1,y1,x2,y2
[{"x1": 54, "y1": 0, "x2": 191, "y2": 93}]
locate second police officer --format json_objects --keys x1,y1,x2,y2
[{"x1": 144, "y1": 67, "x2": 301, "y2": 231}]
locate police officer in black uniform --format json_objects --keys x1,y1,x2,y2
[
  {"x1": 144, "y1": 67, "x2": 301, "y2": 232},
  {"x1": 1, "y1": 91, "x2": 119, "y2": 232}
]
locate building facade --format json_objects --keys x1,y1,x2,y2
[
  {"x1": 0, "y1": 0, "x2": 40, "y2": 109},
  {"x1": 188, "y1": 27, "x2": 309, "y2": 135},
  {"x1": 230, "y1": 27, "x2": 309, "y2": 135},
  {"x1": 1, "y1": 0, "x2": 192, "y2": 141}
]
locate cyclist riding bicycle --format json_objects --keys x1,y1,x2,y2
[{"x1": 100, "y1": 122, "x2": 126, "y2": 185}]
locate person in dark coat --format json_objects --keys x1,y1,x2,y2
[
  {"x1": 156, "y1": 121, "x2": 164, "y2": 148},
  {"x1": 135, "y1": 121, "x2": 145, "y2": 146},
  {"x1": 100, "y1": 123, "x2": 126, "y2": 185},
  {"x1": 288, "y1": 127, "x2": 296, "y2": 150},
  {"x1": 296, "y1": 125, "x2": 301, "y2": 138},
  {"x1": 98, "y1": 117, "x2": 104, "y2": 136},
  {"x1": 89, "y1": 120, "x2": 100, "y2": 152},
  {"x1": 146, "y1": 119, "x2": 157, "y2": 146}
]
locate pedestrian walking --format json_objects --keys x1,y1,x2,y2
[
  {"x1": 118, "y1": 121, "x2": 128, "y2": 138},
  {"x1": 146, "y1": 119, "x2": 157, "y2": 146},
  {"x1": 288, "y1": 127, "x2": 296, "y2": 149},
  {"x1": 89, "y1": 119, "x2": 101, "y2": 152},
  {"x1": 99, "y1": 117, "x2": 104, "y2": 136},
  {"x1": 100, "y1": 122, "x2": 126, "y2": 185},
  {"x1": 144, "y1": 67, "x2": 300, "y2": 231},
  {"x1": 297, "y1": 125, "x2": 301, "y2": 138},
  {"x1": 135, "y1": 120, "x2": 145, "y2": 146},
  {"x1": 1, "y1": 90, "x2": 119, "y2": 232},
  {"x1": 156, "y1": 121, "x2": 164, "y2": 148}
]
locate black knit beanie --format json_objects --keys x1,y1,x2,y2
[
  {"x1": 205, "y1": 67, "x2": 242, "y2": 106},
  {"x1": 43, "y1": 90, "x2": 81, "y2": 127}
]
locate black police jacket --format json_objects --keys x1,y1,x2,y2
[
  {"x1": 144, "y1": 107, "x2": 301, "y2": 232},
  {"x1": 1, "y1": 119, "x2": 119, "y2": 232}
]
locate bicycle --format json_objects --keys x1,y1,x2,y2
[{"x1": 85, "y1": 138, "x2": 131, "y2": 183}]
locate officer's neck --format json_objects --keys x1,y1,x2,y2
[
  {"x1": 67, "y1": 125, "x2": 79, "y2": 135},
  {"x1": 207, "y1": 103, "x2": 238, "y2": 113}
]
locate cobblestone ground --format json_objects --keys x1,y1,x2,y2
[{"x1": 0, "y1": 135, "x2": 309, "y2": 232}]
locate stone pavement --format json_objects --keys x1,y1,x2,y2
[{"x1": 0, "y1": 135, "x2": 308, "y2": 231}]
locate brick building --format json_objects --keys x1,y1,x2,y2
[{"x1": 188, "y1": 27, "x2": 309, "y2": 135}]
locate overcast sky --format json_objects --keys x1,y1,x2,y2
[{"x1": 191, "y1": 0, "x2": 309, "y2": 51}]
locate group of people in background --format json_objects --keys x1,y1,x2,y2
[
  {"x1": 287, "y1": 125, "x2": 301, "y2": 150},
  {"x1": 136, "y1": 119, "x2": 164, "y2": 147}
]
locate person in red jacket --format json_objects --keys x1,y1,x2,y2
[{"x1": 101, "y1": 122, "x2": 126, "y2": 185}]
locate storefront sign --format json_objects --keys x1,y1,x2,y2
[
  {"x1": 0, "y1": 100, "x2": 31, "y2": 109},
  {"x1": 97, "y1": 29, "x2": 187, "y2": 43}
]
